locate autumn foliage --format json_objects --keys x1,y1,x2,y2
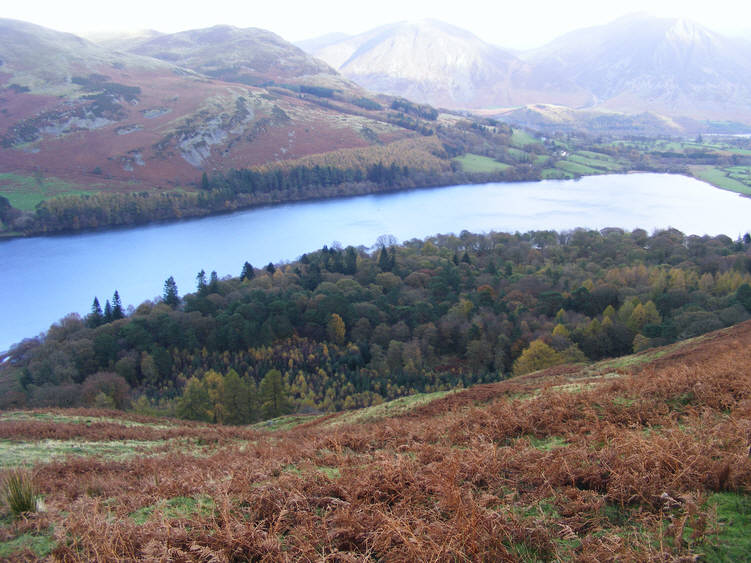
[{"x1": 2, "y1": 320, "x2": 750, "y2": 560}]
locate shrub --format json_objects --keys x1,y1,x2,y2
[{"x1": 2, "y1": 469, "x2": 38, "y2": 517}]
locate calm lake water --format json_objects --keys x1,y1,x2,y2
[{"x1": 1, "y1": 172, "x2": 750, "y2": 352}]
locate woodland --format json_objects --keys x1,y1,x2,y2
[{"x1": 3, "y1": 227, "x2": 751, "y2": 425}]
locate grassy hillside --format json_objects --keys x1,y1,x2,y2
[{"x1": 1, "y1": 321, "x2": 750, "y2": 560}]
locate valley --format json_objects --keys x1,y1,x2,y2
[{"x1": 2, "y1": 8, "x2": 751, "y2": 561}]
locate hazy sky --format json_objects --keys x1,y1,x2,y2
[{"x1": 3, "y1": 0, "x2": 750, "y2": 48}]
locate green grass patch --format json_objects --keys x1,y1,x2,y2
[
  {"x1": 691, "y1": 166, "x2": 751, "y2": 195},
  {"x1": 0, "y1": 411, "x2": 178, "y2": 430},
  {"x1": 325, "y1": 390, "x2": 453, "y2": 427},
  {"x1": 568, "y1": 152, "x2": 624, "y2": 171},
  {"x1": 316, "y1": 466, "x2": 341, "y2": 479},
  {"x1": 453, "y1": 154, "x2": 511, "y2": 173},
  {"x1": 526, "y1": 435, "x2": 567, "y2": 451},
  {"x1": 576, "y1": 150, "x2": 617, "y2": 162},
  {"x1": 0, "y1": 438, "x2": 172, "y2": 467},
  {"x1": 510, "y1": 129, "x2": 539, "y2": 148},
  {"x1": 701, "y1": 492, "x2": 751, "y2": 561},
  {"x1": 555, "y1": 160, "x2": 602, "y2": 175},
  {"x1": 612, "y1": 396, "x2": 636, "y2": 407},
  {"x1": 0, "y1": 173, "x2": 92, "y2": 211},
  {"x1": 541, "y1": 168, "x2": 574, "y2": 180},
  {"x1": 252, "y1": 413, "x2": 322, "y2": 432},
  {"x1": 0, "y1": 528, "x2": 56, "y2": 559},
  {"x1": 129, "y1": 495, "x2": 215, "y2": 525}
]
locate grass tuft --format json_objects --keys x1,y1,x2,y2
[{"x1": 2, "y1": 469, "x2": 38, "y2": 517}]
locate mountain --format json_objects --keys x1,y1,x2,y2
[
  {"x1": 524, "y1": 14, "x2": 751, "y2": 122},
  {"x1": 83, "y1": 29, "x2": 164, "y2": 51},
  {"x1": 304, "y1": 15, "x2": 751, "y2": 124},
  {"x1": 0, "y1": 19, "x2": 416, "y2": 189},
  {"x1": 489, "y1": 104, "x2": 691, "y2": 136},
  {"x1": 305, "y1": 19, "x2": 555, "y2": 109},
  {"x1": 122, "y1": 25, "x2": 350, "y2": 89}
]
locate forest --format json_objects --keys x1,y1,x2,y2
[{"x1": 3, "y1": 227, "x2": 751, "y2": 424}]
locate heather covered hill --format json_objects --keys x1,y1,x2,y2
[
  {"x1": 121, "y1": 25, "x2": 352, "y2": 90},
  {"x1": 0, "y1": 19, "x2": 417, "y2": 193},
  {"x1": 1, "y1": 319, "x2": 750, "y2": 559}
]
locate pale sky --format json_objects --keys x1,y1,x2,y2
[{"x1": 3, "y1": 0, "x2": 750, "y2": 49}]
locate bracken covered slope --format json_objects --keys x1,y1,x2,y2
[
  {"x1": 1, "y1": 320, "x2": 750, "y2": 560},
  {"x1": 0, "y1": 19, "x2": 414, "y2": 190}
]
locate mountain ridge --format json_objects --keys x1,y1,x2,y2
[{"x1": 302, "y1": 14, "x2": 751, "y2": 123}]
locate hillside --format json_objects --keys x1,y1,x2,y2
[
  {"x1": 305, "y1": 19, "x2": 538, "y2": 109},
  {"x1": 121, "y1": 25, "x2": 351, "y2": 90},
  {"x1": 1, "y1": 320, "x2": 750, "y2": 559},
  {"x1": 524, "y1": 14, "x2": 751, "y2": 122},
  {"x1": 0, "y1": 19, "x2": 418, "y2": 199},
  {"x1": 304, "y1": 14, "x2": 751, "y2": 125}
]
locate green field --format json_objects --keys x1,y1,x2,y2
[
  {"x1": 567, "y1": 151, "x2": 624, "y2": 172},
  {"x1": 541, "y1": 168, "x2": 574, "y2": 179},
  {"x1": 0, "y1": 173, "x2": 92, "y2": 211},
  {"x1": 555, "y1": 160, "x2": 602, "y2": 175},
  {"x1": 454, "y1": 153, "x2": 512, "y2": 173},
  {"x1": 510, "y1": 129, "x2": 540, "y2": 148},
  {"x1": 691, "y1": 166, "x2": 751, "y2": 195}
]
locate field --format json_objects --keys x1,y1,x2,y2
[
  {"x1": 453, "y1": 153, "x2": 512, "y2": 173},
  {"x1": 690, "y1": 166, "x2": 751, "y2": 196},
  {"x1": 0, "y1": 173, "x2": 93, "y2": 211},
  {"x1": 2, "y1": 321, "x2": 751, "y2": 560}
]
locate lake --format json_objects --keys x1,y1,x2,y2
[{"x1": 1, "y1": 172, "x2": 750, "y2": 352}]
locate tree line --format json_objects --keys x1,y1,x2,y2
[{"x1": 3, "y1": 228, "x2": 751, "y2": 423}]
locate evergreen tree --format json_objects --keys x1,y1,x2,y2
[
  {"x1": 200, "y1": 171, "x2": 209, "y2": 190},
  {"x1": 208, "y1": 271, "x2": 219, "y2": 293},
  {"x1": 176, "y1": 377, "x2": 212, "y2": 421},
  {"x1": 259, "y1": 369, "x2": 290, "y2": 419},
  {"x1": 221, "y1": 369, "x2": 254, "y2": 424},
  {"x1": 196, "y1": 269, "x2": 208, "y2": 295},
  {"x1": 103, "y1": 299, "x2": 113, "y2": 323},
  {"x1": 241, "y1": 261, "x2": 255, "y2": 282},
  {"x1": 163, "y1": 276, "x2": 179, "y2": 307},
  {"x1": 378, "y1": 246, "x2": 393, "y2": 271},
  {"x1": 344, "y1": 246, "x2": 358, "y2": 275},
  {"x1": 112, "y1": 291, "x2": 124, "y2": 320},
  {"x1": 88, "y1": 297, "x2": 103, "y2": 328},
  {"x1": 265, "y1": 262, "x2": 276, "y2": 275}
]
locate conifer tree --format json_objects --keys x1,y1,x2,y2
[
  {"x1": 208, "y1": 271, "x2": 219, "y2": 293},
  {"x1": 103, "y1": 299, "x2": 113, "y2": 323},
  {"x1": 221, "y1": 369, "x2": 254, "y2": 424},
  {"x1": 176, "y1": 377, "x2": 212, "y2": 421},
  {"x1": 196, "y1": 269, "x2": 208, "y2": 295},
  {"x1": 112, "y1": 291, "x2": 124, "y2": 320},
  {"x1": 259, "y1": 369, "x2": 290, "y2": 419},
  {"x1": 163, "y1": 276, "x2": 179, "y2": 307},
  {"x1": 241, "y1": 261, "x2": 255, "y2": 282},
  {"x1": 378, "y1": 245, "x2": 393, "y2": 271},
  {"x1": 88, "y1": 297, "x2": 103, "y2": 328}
]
